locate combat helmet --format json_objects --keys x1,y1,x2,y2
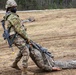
[{"x1": 5, "y1": 0, "x2": 17, "y2": 9}]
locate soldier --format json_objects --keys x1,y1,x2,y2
[
  {"x1": 3, "y1": 0, "x2": 32, "y2": 75},
  {"x1": 29, "y1": 46, "x2": 76, "y2": 71}
]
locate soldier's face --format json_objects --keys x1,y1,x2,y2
[{"x1": 10, "y1": 7, "x2": 17, "y2": 13}]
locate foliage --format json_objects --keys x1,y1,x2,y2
[{"x1": 0, "y1": 0, "x2": 76, "y2": 10}]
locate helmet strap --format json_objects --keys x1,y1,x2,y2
[{"x1": 6, "y1": 7, "x2": 17, "y2": 13}]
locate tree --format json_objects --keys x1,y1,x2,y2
[
  {"x1": 0, "y1": 0, "x2": 75, "y2": 10},
  {"x1": 72, "y1": 0, "x2": 76, "y2": 7}
]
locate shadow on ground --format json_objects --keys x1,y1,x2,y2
[{"x1": 0, "y1": 65, "x2": 76, "y2": 75}]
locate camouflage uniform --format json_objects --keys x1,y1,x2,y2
[
  {"x1": 54, "y1": 60, "x2": 76, "y2": 69},
  {"x1": 29, "y1": 47, "x2": 76, "y2": 71},
  {"x1": 29, "y1": 46, "x2": 54, "y2": 71},
  {"x1": 4, "y1": 0, "x2": 33, "y2": 75},
  {"x1": 4, "y1": 10, "x2": 29, "y2": 74}
]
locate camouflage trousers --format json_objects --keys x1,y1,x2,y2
[
  {"x1": 29, "y1": 46, "x2": 54, "y2": 71},
  {"x1": 13, "y1": 34, "x2": 29, "y2": 68},
  {"x1": 29, "y1": 47, "x2": 76, "y2": 71},
  {"x1": 54, "y1": 60, "x2": 76, "y2": 69}
]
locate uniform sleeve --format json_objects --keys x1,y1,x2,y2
[{"x1": 9, "y1": 18, "x2": 29, "y2": 40}]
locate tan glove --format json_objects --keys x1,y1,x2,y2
[{"x1": 26, "y1": 39, "x2": 30, "y2": 44}]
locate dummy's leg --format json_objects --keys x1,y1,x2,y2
[{"x1": 54, "y1": 60, "x2": 76, "y2": 69}]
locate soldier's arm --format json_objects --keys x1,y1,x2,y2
[{"x1": 8, "y1": 18, "x2": 29, "y2": 41}]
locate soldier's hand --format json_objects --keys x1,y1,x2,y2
[
  {"x1": 26, "y1": 39, "x2": 33, "y2": 47},
  {"x1": 26, "y1": 39, "x2": 30, "y2": 44}
]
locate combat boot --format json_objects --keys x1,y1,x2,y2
[
  {"x1": 11, "y1": 62, "x2": 21, "y2": 70},
  {"x1": 21, "y1": 68, "x2": 34, "y2": 75}
]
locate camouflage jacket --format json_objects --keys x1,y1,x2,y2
[{"x1": 4, "y1": 11, "x2": 29, "y2": 40}]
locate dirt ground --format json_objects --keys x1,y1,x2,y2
[{"x1": 0, "y1": 9, "x2": 76, "y2": 75}]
